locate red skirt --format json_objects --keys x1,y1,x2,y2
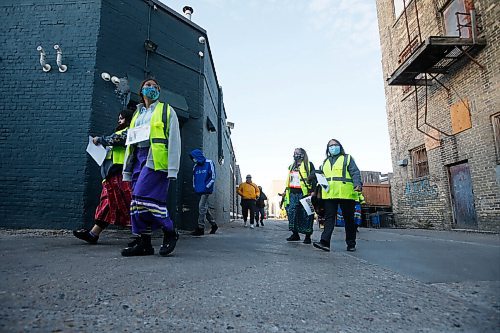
[{"x1": 94, "y1": 173, "x2": 132, "y2": 226}]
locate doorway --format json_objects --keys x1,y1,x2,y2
[{"x1": 448, "y1": 162, "x2": 477, "y2": 228}]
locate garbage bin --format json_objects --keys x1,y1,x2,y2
[{"x1": 370, "y1": 214, "x2": 380, "y2": 228}]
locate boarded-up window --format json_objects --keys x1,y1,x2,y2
[
  {"x1": 410, "y1": 145, "x2": 429, "y2": 178},
  {"x1": 492, "y1": 113, "x2": 500, "y2": 163},
  {"x1": 443, "y1": 0, "x2": 474, "y2": 37}
]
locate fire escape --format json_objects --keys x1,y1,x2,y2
[{"x1": 386, "y1": 0, "x2": 486, "y2": 141}]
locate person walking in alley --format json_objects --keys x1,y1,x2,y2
[
  {"x1": 120, "y1": 78, "x2": 181, "y2": 257},
  {"x1": 189, "y1": 149, "x2": 218, "y2": 236},
  {"x1": 237, "y1": 175, "x2": 260, "y2": 228},
  {"x1": 255, "y1": 186, "x2": 267, "y2": 227},
  {"x1": 284, "y1": 148, "x2": 315, "y2": 244},
  {"x1": 73, "y1": 108, "x2": 134, "y2": 244},
  {"x1": 313, "y1": 139, "x2": 362, "y2": 252}
]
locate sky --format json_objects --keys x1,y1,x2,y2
[{"x1": 161, "y1": 0, "x2": 393, "y2": 192}]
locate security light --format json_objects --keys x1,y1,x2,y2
[{"x1": 144, "y1": 39, "x2": 158, "y2": 52}]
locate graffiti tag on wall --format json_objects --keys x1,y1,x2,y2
[{"x1": 404, "y1": 179, "x2": 438, "y2": 207}]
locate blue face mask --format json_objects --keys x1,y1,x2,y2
[
  {"x1": 328, "y1": 145, "x2": 341, "y2": 156},
  {"x1": 142, "y1": 86, "x2": 160, "y2": 101}
]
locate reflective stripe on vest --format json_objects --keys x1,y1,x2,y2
[
  {"x1": 126, "y1": 102, "x2": 171, "y2": 171},
  {"x1": 284, "y1": 161, "x2": 311, "y2": 206},
  {"x1": 321, "y1": 155, "x2": 357, "y2": 200}
]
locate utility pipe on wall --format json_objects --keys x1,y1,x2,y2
[
  {"x1": 53, "y1": 44, "x2": 68, "y2": 72},
  {"x1": 36, "y1": 46, "x2": 51, "y2": 72}
]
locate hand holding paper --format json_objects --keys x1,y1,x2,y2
[
  {"x1": 86, "y1": 136, "x2": 107, "y2": 166},
  {"x1": 316, "y1": 173, "x2": 329, "y2": 192},
  {"x1": 299, "y1": 196, "x2": 315, "y2": 216}
]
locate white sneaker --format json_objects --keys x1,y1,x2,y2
[{"x1": 250, "y1": 224, "x2": 255, "y2": 229}]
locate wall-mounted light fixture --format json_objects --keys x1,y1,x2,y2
[
  {"x1": 226, "y1": 121, "x2": 235, "y2": 129},
  {"x1": 100, "y1": 72, "x2": 130, "y2": 106},
  {"x1": 144, "y1": 39, "x2": 158, "y2": 52},
  {"x1": 183, "y1": 6, "x2": 193, "y2": 20},
  {"x1": 198, "y1": 51, "x2": 204, "y2": 58},
  {"x1": 36, "y1": 46, "x2": 51, "y2": 72},
  {"x1": 53, "y1": 45, "x2": 68, "y2": 72},
  {"x1": 101, "y1": 72, "x2": 111, "y2": 81},
  {"x1": 206, "y1": 117, "x2": 216, "y2": 132},
  {"x1": 198, "y1": 36, "x2": 206, "y2": 44}
]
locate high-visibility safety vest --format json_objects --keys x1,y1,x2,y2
[
  {"x1": 284, "y1": 161, "x2": 312, "y2": 207},
  {"x1": 321, "y1": 154, "x2": 358, "y2": 200},
  {"x1": 126, "y1": 102, "x2": 171, "y2": 170},
  {"x1": 105, "y1": 128, "x2": 127, "y2": 165}
]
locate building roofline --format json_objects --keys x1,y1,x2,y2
[{"x1": 148, "y1": 0, "x2": 223, "y2": 102}]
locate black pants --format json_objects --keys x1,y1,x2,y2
[
  {"x1": 320, "y1": 199, "x2": 356, "y2": 247},
  {"x1": 241, "y1": 199, "x2": 256, "y2": 224},
  {"x1": 255, "y1": 206, "x2": 265, "y2": 222}
]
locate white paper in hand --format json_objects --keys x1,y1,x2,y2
[
  {"x1": 126, "y1": 125, "x2": 150, "y2": 145},
  {"x1": 316, "y1": 173, "x2": 329, "y2": 192},
  {"x1": 299, "y1": 196, "x2": 315, "y2": 216},
  {"x1": 86, "y1": 136, "x2": 107, "y2": 166}
]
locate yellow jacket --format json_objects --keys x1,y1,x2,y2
[{"x1": 237, "y1": 182, "x2": 260, "y2": 200}]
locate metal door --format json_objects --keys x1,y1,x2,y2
[{"x1": 449, "y1": 162, "x2": 477, "y2": 228}]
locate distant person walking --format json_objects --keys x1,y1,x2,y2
[
  {"x1": 313, "y1": 139, "x2": 362, "y2": 252},
  {"x1": 120, "y1": 78, "x2": 181, "y2": 257},
  {"x1": 284, "y1": 148, "x2": 315, "y2": 244},
  {"x1": 73, "y1": 108, "x2": 134, "y2": 244},
  {"x1": 255, "y1": 186, "x2": 267, "y2": 227},
  {"x1": 189, "y1": 149, "x2": 218, "y2": 236},
  {"x1": 237, "y1": 175, "x2": 260, "y2": 228}
]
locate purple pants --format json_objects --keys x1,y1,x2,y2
[{"x1": 130, "y1": 147, "x2": 174, "y2": 234}]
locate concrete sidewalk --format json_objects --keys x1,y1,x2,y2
[{"x1": 0, "y1": 220, "x2": 498, "y2": 332}]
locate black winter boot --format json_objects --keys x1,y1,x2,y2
[
  {"x1": 190, "y1": 227, "x2": 204, "y2": 236},
  {"x1": 73, "y1": 229, "x2": 99, "y2": 244},
  {"x1": 303, "y1": 234, "x2": 312, "y2": 244},
  {"x1": 209, "y1": 224, "x2": 218, "y2": 234},
  {"x1": 159, "y1": 229, "x2": 179, "y2": 257},
  {"x1": 127, "y1": 236, "x2": 140, "y2": 247},
  {"x1": 286, "y1": 232, "x2": 300, "y2": 241},
  {"x1": 121, "y1": 234, "x2": 154, "y2": 257}
]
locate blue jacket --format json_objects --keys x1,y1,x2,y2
[{"x1": 190, "y1": 149, "x2": 216, "y2": 194}]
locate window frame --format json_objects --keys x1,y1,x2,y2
[
  {"x1": 442, "y1": 0, "x2": 474, "y2": 38},
  {"x1": 410, "y1": 145, "x2": 429, "y2": 178},
  {"x1": 492, "y1": 113, "x2": 500, "y2": 164}
]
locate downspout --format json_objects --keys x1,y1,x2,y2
[{"x1": 217, "y1": 86, "x2": 223, "y2": 164}]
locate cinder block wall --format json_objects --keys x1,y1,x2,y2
[
  {"x1": 0, "y1": 0, "x2": 101, "y2": 229},
  {"x1": 0, "y1": 0, "x2": 238, "y2": 230},
  {"x1": 376, "y1": 0, "x2": 500, "y2": 231}
]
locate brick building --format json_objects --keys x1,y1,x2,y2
[
  {"x1": 375, "y1": 0, "x2": 499, "y2": 231},
  {"x1": 0, "y1": 0, "x2": 239, "y2": 230}
]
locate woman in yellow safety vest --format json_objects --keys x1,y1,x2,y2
[
  {"x1": 73, "y1": 108, "x2": 134, "y2": 244},
  {"x1": 284, "y1": 148, "x2": 315, "y2": 244},
  {"x1": 313, "y1": 139, "x2": 362, "y2": 252},
  {"x1": 120, "y1": 78, "x2": 181, "y2": 257}
]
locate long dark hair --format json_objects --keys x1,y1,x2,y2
[
  {"x1": 138, "y1": 77, "x2": 161, "y2": 104},
  {"x1": 116, "y1": 107, "x2": 134, "y2": 131},
  {"x1": 294, "y1": 147, "x2": 311, "y2": 175}
]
